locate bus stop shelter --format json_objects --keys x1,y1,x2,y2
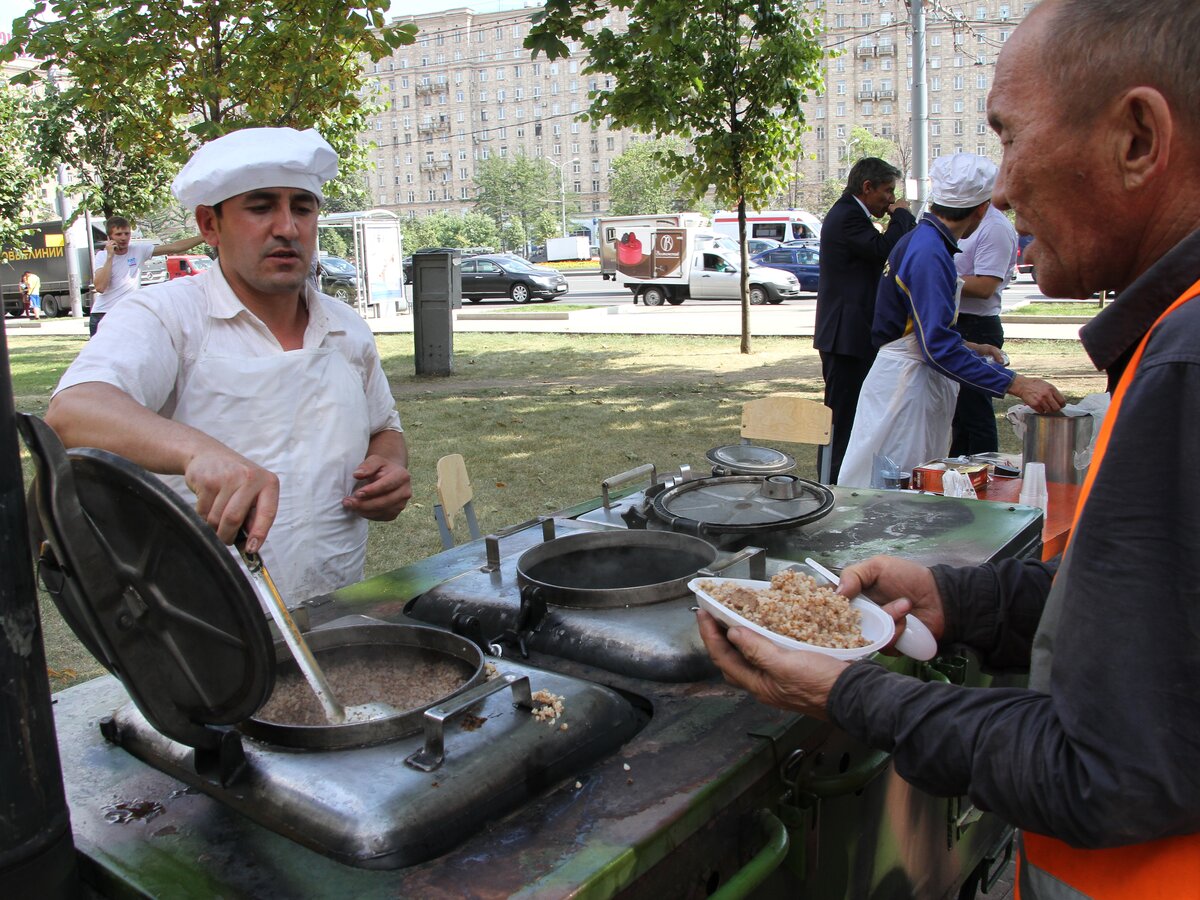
[{"x1": 317, "y1": 210, "x2": 407, "y2": 317}]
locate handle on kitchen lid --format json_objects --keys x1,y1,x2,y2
[
  {"x1": 601, "y1": 463, "x2": 658, "y2": 508},
  {"x1": 803, "y1": 558, "x2": 938, "y2": 662}
]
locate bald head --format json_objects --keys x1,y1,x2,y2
[{"x1": 1035, "y1": 0, "x2": 1200, "y2": 132}]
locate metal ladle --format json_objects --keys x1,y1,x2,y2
[{"x1": 238, "y1": 541, "x2": 398, "y2": 725}]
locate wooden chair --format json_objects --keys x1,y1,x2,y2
[
  {"x1": 740, "y1": 396, "x2": 835, "y2": 482},
  {"x1": 434, "y1": 453, "x2": 482, "y2": 549}
]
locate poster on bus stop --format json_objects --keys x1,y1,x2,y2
[{"x1": 363, "y1": 222, "x2": 407, "y2": 314}]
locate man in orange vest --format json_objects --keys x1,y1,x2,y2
[{"x1": 698, "y1": 1, "x2": 1200, "y2": 897}]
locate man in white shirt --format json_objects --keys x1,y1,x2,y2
[
  {"x1": 48, "y1": 128, "x2": 412, "y2": 603},
  {"x1": 90, "y1": 216, "x2": 204, "y2": 336},
  {"x1": 948, "y1": 203, "x2": 1020, "y2": 455}
]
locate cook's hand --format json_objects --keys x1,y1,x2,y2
[
  {"x1": 889, "y1": 199, "x2": 911, "y2": 212},
  {"x1": 837, "y1": 556, "x2": 946, "y2": 652},
  {"x1": 696, "y1": 610, "x2": 848, "y2": 719},
  {"x1": 342, "y1": 455, "x2": 412, "y2": 520},
  {"x1": 184, "y1": 451, "x2": 280, "y2": 553},
  {"x1": 1007, "y1": 374, "x2": 1066, "y2": 414}
]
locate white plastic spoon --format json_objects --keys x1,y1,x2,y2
[{"x1": 804, "y1": 558, "x2": 938, "y2": 661}]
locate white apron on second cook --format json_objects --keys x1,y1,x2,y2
[
  {"x1": 836, "y1": 332, "x2": 960, "y2": 489},
  {"x1": 161, "y1": 308, "x2": 371, "y2": 605}
]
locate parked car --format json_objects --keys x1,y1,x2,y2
[
  {"x1": 750, "y1": 245, "x2": 821, "y2": 292},
  {"x1": 317, "y1": 255, "x2": 358, "y2": 302},
  {"x1": 140, "y1": 257, "x2": 167, "y2": 286},
  {"x1": 167, "y1": 255, "x2": 212, "y2": 279},
  {"x1": 460, "y1": 254, "x2": 569, "y2": 303},
  {"x1": 745, "y1": 237, "x2": 782, "y2": 255},
  {"x1": 1016, "y1": 233, "x2": 1036, "y2": 281}
]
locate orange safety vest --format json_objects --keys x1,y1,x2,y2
[{"x1": 1016, "y1": 276, "x2": 1200, "y2": 900}]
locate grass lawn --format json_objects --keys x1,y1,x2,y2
[
  {"x1": 1008, "y1": 301, "x2": 1109, "y2": 317},
  {"x1": 5, "y1": 331, "x2": 1105, "y2": 691}
]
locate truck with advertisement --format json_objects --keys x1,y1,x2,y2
[
  {"x1": 612, "y1": 224, "x2": 801, "y2": 307},
  {"x1": 712, "y1": 208, "x2": 822, "y2": 244},
  {"x1": 1, "y1": 219, "x2": 102, "y2": 318},
  {"x1": 598, "y1": 212, "x2": 713, "y2": 280}
]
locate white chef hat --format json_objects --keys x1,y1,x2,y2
[
  {"x1": 171, "y1": 127, "x2": 339, "y2": 210},
  {"x1": 929, "y1": 153, "x2": 997, "y2": 209}
]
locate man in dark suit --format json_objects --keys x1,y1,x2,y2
[{"x1": 814, "y1": 158, "x2": 916, "y2": 482}]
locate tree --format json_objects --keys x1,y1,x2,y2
[
  {"x1": 528, "y1": 0, "x2": 825, "y2": 353},
  {"x1": 399, "y1": 211, "x2": 500, "y2": 253},
  {"x1": 1, "y1": 1, "x2": 417, "y2": 214},
  {"x1": 474, "y1": 153, "x2": 576, "y2": 251},
  {"x1": 322, "y1": 170, "x2": 373, "y2": 215},
  {"x1": 607, "y1": 136, "x2": 695, "y2": 215},
  {"x1": 0, "y1": 80, "x2": 52, "y2": 248}
]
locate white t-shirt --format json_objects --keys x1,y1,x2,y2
[
  {"x1": 91, "y1": 242, "x2": 155, "y2": 313},
  {"x1": 955, "y1": 205, "x2": 1018, "y2": 317}
]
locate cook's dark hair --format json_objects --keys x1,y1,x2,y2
[
  {"x1": 930, "y1": 201, "x2": 987, "y2": 222},
  {"x1": 1042, "y1": 0, "x2": 1200, "y2": 129},
  {"x1": 845, "y1": 158, "x2": 902, "y2": 198},
  {"x1": 105, "y1": 216, "x2": 131, "y2": 234}
]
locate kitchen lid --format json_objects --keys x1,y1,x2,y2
[
  {"x1": 706, "y1": 443, "x2": 795, "y2": 475},
  {"x1": 650, "y1": 473, "x2": 835, "y2": 534},
  {"x1": 18, "y1": 414, "x2": 273, "y2": 750}
]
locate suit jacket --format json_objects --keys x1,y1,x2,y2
[{"x1": 814, "y1": 194, "x2": 917, "y2": 358}]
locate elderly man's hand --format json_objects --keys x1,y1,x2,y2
[
  {"x1": 185, "y1": 451, "x2": 280, "y2": 553},
  {"x1": 837, "y1": 555, "x2": 947, "y2": 653},
  {"x1": 696, "y1": 610, "x2": 849, "y2": 719},
  {"x1": 342, "y1": 455, "x2": 413, "y2": 521}
]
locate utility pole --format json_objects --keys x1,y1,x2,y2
[
  {"x1": 910, "y1": 0, "x2": 930, "y2": 214},
  {"x1": 47, "y1": 68, "x2": 84, "y2": 317}
]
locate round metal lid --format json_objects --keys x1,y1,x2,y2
[
  {"x1": 20, "y1": 416, "x2": 273, "y2": 750},
  {"x1": 705, "y1": 444, "x2": 795, "y2": 476},
  {"x1": 650, "y1": 474, "x2": 835, "y2": 534}
]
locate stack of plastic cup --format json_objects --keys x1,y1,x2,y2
[{"x1": 1019, "y1": 461, "x2": 1049, "y2": 513}]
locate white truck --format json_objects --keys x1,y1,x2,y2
[
  {"x1": 545, "y1": 235, "x2": 591, "y2": 262},
  {"x1": 612, "y1": 224, "x2": 801, "y2": 307},
  {"x1": 712, "y1": 208, "x2": 822, "y2": 244},
  {"x1": 598, "y1": 213, "x2": 712, "y2": 280}
]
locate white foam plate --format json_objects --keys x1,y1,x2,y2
[{"x1": 689, "y1": 576, "x2": 894, "y2": 660}]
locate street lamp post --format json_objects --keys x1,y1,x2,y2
[{"x1": 545, "y1": 157, "x2": 580, "y2": 239}]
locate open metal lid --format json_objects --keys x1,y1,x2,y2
[
  {"x1": 706, "y1": 443, "x2": 795, "y2": 476},
  {"x1": 649, "y1": 473, "x2": 835, "y2": 535},
  {"x1": 18, "y1": 414, "x2": 273, "y2": 750}
]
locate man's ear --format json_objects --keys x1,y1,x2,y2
[
  {"x1": 194, "y1": 206, "x2": 220, "y2": 247},
  {"x1": 1114, "y1": 86, "x2": 1172, "y2": 191}
]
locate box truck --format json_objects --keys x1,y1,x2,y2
[
  {"x1": 613, "y1": 224, "x2": 801, "y2": 306},
  {"x1": 598, "y1": 213, "x2": 713, "y2": 280},
  {"x1": 1, "y1": 219, "x2": 106, "y2": 318},
  {"x1": 545, "y1": 235, "x2": 591, "y2": 262}
]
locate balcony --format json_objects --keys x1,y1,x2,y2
[
  {"x1": 876, "y1": 88, "x2": 896, "y2": 101},
  {"x1": 856, "y1": 89, "x2": 877, "y2": 102},
  {"x1": 415, "y1": 81, "x2": 449, "y2": 95},
  {"x1": 419, "y1": 159, "x2": 451, "y2": 173},
  {"x1": 855, "y1": 42, "x2": 876, "y2": 57},
  {"x1": 876, "y1": 41, "x2": 896, "y2": 56},
  {"x1": 417, "y1": 117, "x2": 451, "y2": 134}
]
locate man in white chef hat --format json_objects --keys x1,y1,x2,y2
[
  {"x1": 835, "y1": 152, "x2": 1064, "y2": 488},
  {"x1": 47, "y1": 127, "x2": 411, "y2": 604}
]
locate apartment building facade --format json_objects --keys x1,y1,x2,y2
[{"x1": 360, "y1": 1, "x2": 1032, "y2": 221}]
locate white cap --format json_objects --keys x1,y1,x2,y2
[
  {"x1": 929, "y1": 153, "x2": 997, "y2": 209},
  {"x1": 171, "y1": 127, "x2": 339, "y2": 210}
]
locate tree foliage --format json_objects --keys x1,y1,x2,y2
[
  {"x1": 473, "y1": 153, "x2": 577, "y2": 250},
  {"x1": 607, "y1": 135, "x2": 696, "y2": 216},
  {"x1": 0, "y1": 79, "x2": 52, "y2": 248},
  {"x1": 527, "y1": 0, "x2": 825, "y2": 352},
  {"x1": 400, "y1": 211, "x2": 501, "y2": 254},
  {"x1": 1, "y1": 1, "x2": 417, "y2": 216}
]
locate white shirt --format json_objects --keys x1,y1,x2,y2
[
  {"x1": 56, "y1": 260, "x2": 403, "y2": 438},
  {"x1": 955, "y1": 205, "x2": 1018, "y2": 317},
  {"x1": 91, "y1": 242, "x2": 155, "y2": 313}
]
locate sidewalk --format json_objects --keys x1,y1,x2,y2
[{"x1": 7, "y1": 302, "x2": 1084, "y2": 341}]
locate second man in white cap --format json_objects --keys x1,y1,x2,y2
[
  {"x1": 47, "y1": 127, "x2": 412, "y2": 604},
  {"x1": 836, "y1": 152, "x2": 1064, "y2": 488}
]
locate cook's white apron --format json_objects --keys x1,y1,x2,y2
[
  {"x1": 837, "y1": 332, "x2": 960, "y2": 489},
  {"x1": 160, "y1": 308, "x2": 371, "y2": 604}
]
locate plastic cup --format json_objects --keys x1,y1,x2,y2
[{"x1": 1019, "y1": 462, "x2": 1048, "y2": 511}]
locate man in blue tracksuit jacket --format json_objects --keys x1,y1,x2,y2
[{"x1": 838, "y1": 154, "x2": 1064, "y2": 488}]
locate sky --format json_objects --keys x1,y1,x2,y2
[{"x1": 0, "y1": 0, "x2": 537, "y2": 37}]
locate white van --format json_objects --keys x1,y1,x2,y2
[{"x1": 712, "y1": 209, "x2": 822, "y2": 244}]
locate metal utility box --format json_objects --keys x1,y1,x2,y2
[{"x1": 412, "y1": 249, "x2": 461, "y2": 376}]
